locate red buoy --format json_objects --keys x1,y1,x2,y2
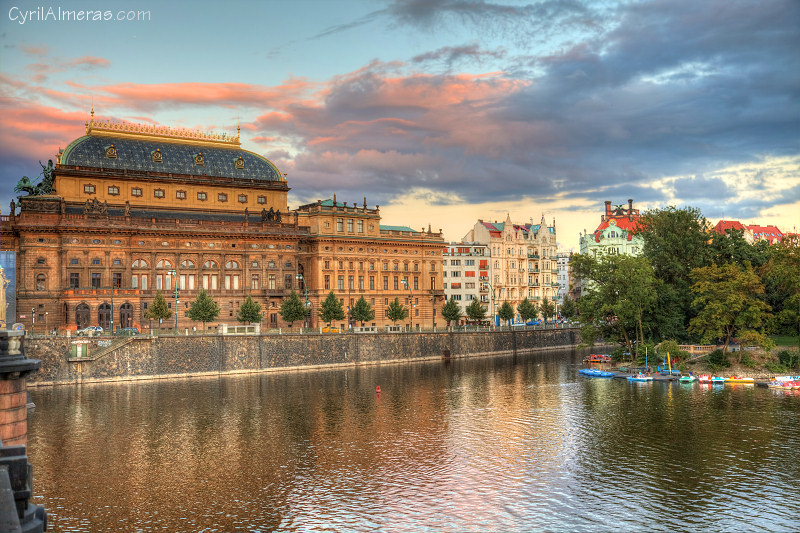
[{"x1": 376, "y1": 385, "x2": 381, "y2": 393}]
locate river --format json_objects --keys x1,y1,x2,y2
[{"x1": 27, "y1": 349, "x2": 800, "y2": 532}]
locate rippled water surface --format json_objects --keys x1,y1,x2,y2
[{"x1": 28, "y1": 350, "x2": 800, "y2": 532}]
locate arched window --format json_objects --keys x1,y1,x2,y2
[
  {"x1": 36, "y1": 274, "x2": 46, "y2": 291},
  {"x1": 119, "y1": 303, "x2": 134, "y2": 328},
  {"x1": 132, "y1": 259, "x2": 149, "y2": 268},
  {"x1": 98, "y1": 303, "x2": 111, "y2": 331},
  {"x1": 75, "y1": 303, "x2": 90, "y2": 330},
  {"x1": 225, "y1": 260, "x2": 239, "y2": 269},
  {"x1": 156, "y1": 259, "x2": 173, "y2": 269},
  {"x1": 203, "y1": 260, "x2": 218, "y2": 269},
  {"x1": 180, "y1": 259, "x2": 196, "y2": 269}
]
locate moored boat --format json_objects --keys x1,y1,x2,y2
[
  {"x1": 679, "y1": 375, "x2": 697, "y2": 383},
  {"x1": 711, "y1": 376, "x2": 725, "y2": 384},
  {"x1": 725, "y1": 376, "x2": 754, "y2": 384},
  {"x1": 698, "y1": 374, "x2": 712, "y2": 383},
  {"x1": 628, "y1": 373, "x2": 653, "y2": 382},
  {"x1": 583, "y1": 354, "x2": 612, "y2": 363},
  {"x1": 579, "y1": 368, "x2": 616, "y2": 378}
]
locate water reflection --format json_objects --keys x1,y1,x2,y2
[{"x1": 27, "y1": 350, "x2": 800, "y2": 532}]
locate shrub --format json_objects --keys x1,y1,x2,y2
[
  {"x1": 778, "y1": 350, "x2": 800, "y2": 370},
  {"x1": 656, "y1": 340, "x2": 690, "y2": 361},
  {"x1": 764, "y1": 361, "x2": 787, "y2": 374},
  {"x1": 740, "y1": 353, "x2": 758, "y2": 369},
  {"x1": 706, "y1": 349, "x2": 731, "y2": 371}
]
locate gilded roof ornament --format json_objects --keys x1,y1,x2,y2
[{"x1": 85, "y1": 117, "x2": 241, "y2": 148}]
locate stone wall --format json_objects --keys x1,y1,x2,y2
[{"x1": 25, "y1": 328, "x2": 580, "y2": 386}]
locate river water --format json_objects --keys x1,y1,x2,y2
[{"x1": 27, "y1": 349, "x2": 800, "y2": 532}]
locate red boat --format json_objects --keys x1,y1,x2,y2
[{"x1": 583, "y1": 354, "x2": 612, "y2": 363}]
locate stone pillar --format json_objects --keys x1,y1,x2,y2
[{"x1": 0, "y1": 329, "x2": 46, "y2": 532}]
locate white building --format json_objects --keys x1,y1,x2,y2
[
  {"x1": 442, "y1": 243, "x2": 490, "y2": 324},
  {"x1": 556, "y1": 252, "x2": 572, "y2": 305}
]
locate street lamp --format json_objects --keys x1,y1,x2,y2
[
  {"x1": 168, "y1": 269, "x2": 178, "y2": 333},
  {"x1": 401, "y1": 278, "x2": 413, "y2": 332},
  {"x1": 31, "y1": 308, "x2": 35, "y2": 332},
  {"x1": 110, "y1": 287, "x2": 114, "y2": 334},
  {"x1": 296, "y1": 273, "x2": 310, "y2": 328},
  {"x1": 45, "y1": 312, "x2": 48, "y2": 335},
  {"x1": 485, "y1": 281, "x2": 496, "y2": 329}
]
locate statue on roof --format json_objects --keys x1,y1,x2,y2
[{"x1": 13, "y1": 159, "x2": 56, "y2": 197}]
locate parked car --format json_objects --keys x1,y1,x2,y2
[
  {"x1": 321, "y1": 326, "x2": 340, "y2": 333},
  {"x1": 76, "y1": 326, "x2": 103, "y2": 336},
  {"x1": 118, "y1": 327, "x2": 140, "y2": 336}
]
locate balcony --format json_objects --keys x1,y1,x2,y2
[
  {"x1": 528, "y1": 268, "x2": 539, "y2": 273},
  {"x1": 527, "y1": 254, "x2": 540, "y2": 259},
  {"x1": 529, "y1": 282, "x2": 540, "y2": 287},
  {"x1": 62, "y1": 287, "x2": 142, "y2": 297}
]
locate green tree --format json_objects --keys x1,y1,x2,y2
[
  {"x1": 351, "y1": 295, "x2": 375, "y2": 325},
  {"x1": 559, "y1": 294, "x2": 576, "y2": 319},
  {"x1": 279, "y1": 291, "x2": 306, "y2": 328},
  {"x1": 517, "y1": 298, "x2": 538, "y2": 323},
  {"x1": 539, "y1": 297, "x2": 555, "y2": 323},
  {"x1": 637, "y1": 206, "x2": 710, "y2": 341},
  {"x1": 187, "y1": 289, "x2": 220, "y2": 330},
  {"x1": 688, "y1": 262, "x2": 772, "y2": 359},
  {"x1": 465, "y1": 298, "x2": 487, "y2": 324},
  {"x1": 441, "y1": 298, "x2": 462, "y2": 327},
  {"x1": 387, "y1": 297, "x2": 408, "y2": 324},
  {"x1": 497, "y1": 301, "x2": 515, "y2": 327},
  {"x1": 709, "y1": 228, "x2": 768, "y2": 268},
  {"x1": 572, "y1": 253, "x2": 657, "y2": 356},
  {"x1": 237, "y1": 295, "x2": 263, "y2": 324},
  {"x1": 145, "y1": 290, "x2": 173, "y2": 329},
  {"x1": 759, "y1": 235, "x2": 799, "y2": 335},
  {"x1": 317, "y1": 291, "x2": 345, "y2": 326}
]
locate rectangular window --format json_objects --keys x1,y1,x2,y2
[
  {"x1": 257, "y1": 196, "x2": 267, "y2": 204},
  {"x1": 154, "y1": 189, "x2": 165, "y2": 198},
  {"x1": 358, "y1": 276, "x2": 364, "y2": 290},
  {"x1": 131, "y1": 187, "x2": 142, "y2": 197},
  {"x1": 383, "y1": 276, "x2": 389, "y2": 290},
  {"x1": 197, "y1": 192, "x2": 207, "y2": 201},
  {"x1": 369, "y1": 276, "x2": 375, "y2": 290},
  {"x1": 338, "y1": 276, "x2": 344, "y2": 290},
  {"x1": 357, "y1": 220, "x2": 364, "y2": 233},
  {"x1": 132, "y1": 275, "x2": 138, "y2": 289},
  {"x1": 347, "y1": 219, "x2": 354, "y2": 232},
  {"x1": 84, "y1": 184, "x2": 96, "y2": 194},
  {"x1": 324, "y1": 275, "x2": 330, "y2": 290},
  {"x1": 91, "y1": 272, "x2": 101, "y2": 289},
  {"x1": 108, "y1": 186, "x2": 120, "y2": 195},
  {"x1": 414, "y1": 277, "x2": 419, "y2": 291},
  {"x1": 176, "y1": 190, "x2": 186, "y2": 200},
  {"x1": 238, "y1": 194, "x2": 248, "y2": 203},
  {"x1": 218, "y1": 193, "x2": 228, "y2": 202},
  {"x1": 112, "y1": 272, "x2": 122, "y2": 288},
  {"x1": 431, "y1": 277, "x2": 436, "y2": 290},
  {"x1": 284, "y1": 274, "x2": 293, "y2": 289},
  {"x1": 393, "y1": 277, "x2": 399, "y2": 290},
  {"x1": 336, "y1": 218, "x2": 343, "y2": 231},
  {"x1": 324, "y1": 261, "x2": 330, "y2": 269},
  {"x1": 70, "y1": 272, "x2": 80, "y2": 288},
  {"x1": 251, "y1": 275, "x2": 259, "y2": 290},
  {"x1": 348, "y1": 276, "x2": 354, "y2": 290},
  {"x1": 268, "y1": 274, "x2": 276, "y2": 290},
  {"x1": 141, "y1": 275, "x2": 148, "y2": 290}
]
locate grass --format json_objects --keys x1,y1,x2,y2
[{"x1": 771, "y1": 335, "x2": 799, "y2": 347}]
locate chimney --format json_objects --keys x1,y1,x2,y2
[
  {"x1": 604, "y1": 201, "x2": 611, "y2": 216},
  {"x1": 628, "y1": 198, "x2": 633, "y2": 215}
]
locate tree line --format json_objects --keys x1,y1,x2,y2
[{"x1": 569, "y1": 206, "x2": 798, "y2": 359}]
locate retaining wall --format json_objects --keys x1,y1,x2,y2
[{"x1": 25, "y1": 328, "x2": 581, "y2": 386}]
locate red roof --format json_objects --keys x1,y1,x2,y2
[
  {"x1": 593, "y1": 216, "x2": 641, "y2": 242},
  {"x1": 713, "y1": 220, "x2": 748, "y2": 235},
  {"x1": 746, "y1": 224, "x2": 785, "y2": 243}
]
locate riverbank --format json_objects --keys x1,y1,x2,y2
[{"x1": 25, "y1": 327, "x2": 582, "y2": 387}]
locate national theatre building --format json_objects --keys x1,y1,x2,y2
[{"x1": 0, "y1": 117, "x2": 445, "y2": 332}]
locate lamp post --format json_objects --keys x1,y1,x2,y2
[
  {"x1": 296, "y1": 273, "x2": 310, "y2": 328},
  {"x1": 168, "y1": 269, "x2": 178, "y2": 333},
  {"x1": 45, "y1": 312, "x2": 48, "y2": 335},
  {"x1": 485, "y1": 281, "x2": 496, "y2": 329},
  {"x1": 31, "y1": 308, "x2": 35, "y2": 333},
  {"x1": 401, "y1": 278, "x2": 413, "y2": 332},
  {"x1": 110, "y1": 287, "x2": 114, "y2": 334}
]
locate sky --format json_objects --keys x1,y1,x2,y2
[{"x1": 1, "y1": 0, "x2": 798, "y2": 250}]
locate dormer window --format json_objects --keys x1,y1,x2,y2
[
  {"x1": 105, "y1": 144, "x2": 117, "y2": 159},
  {"x1": 235, "y1": 156, "x2": 245, "y2": 169},
  {"x1": 194, "y1": 153, "x2": 205, "y2": 166},
  {"x1": 152, "y1": 149, "x2": 163, "y2": 163}
]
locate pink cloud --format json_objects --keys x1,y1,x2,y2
[{"x1": 0, "y1": 98, "x2": 87, "y2": 160}]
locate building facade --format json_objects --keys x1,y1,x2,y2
[
  {"x1": 579, "y1": 199, "x2": 644, "y2": 258},
  {"x1": 462, "y1": 214, "x2": 558, "y2": 321},
  {"x1": 555, "y1": 251, "x2": 572, "y2": 305},
  {"x1": 442, "y1": 242, "x2": 490, "y2": 324},
  {"x1": 1, "y1": 118, "x2": 444, "y2": 332}
]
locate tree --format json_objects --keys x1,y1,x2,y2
[
  {"x1": 759, "y1": 235, "x2": 799, "y2": 335},
  {"x1": 237, "y1": 295, "x2": 263, "y2": 324},
  {"x1": 497, "y1": 301, "x2": 515, "y2": 327},
  {"x1": 689, "y1": 262, "x2": 772, "y2": 360},
  {"x1": 351, "y1": 296, "x2": 375, "y2": 325},
  {"x1": 441, "y1": 298, "x2": 462, "y2": 328},
  {"x1": 540, "y1": 297, "x2": 555, "y2": 323},
  {"x1": 572, "y1": 253, "x2": 657, "y2": 356},
  {"x1": 517, "y1": 298, "x2": 538, "y2": 323},
  {"x1": 465, "y1": 298, "x2": 487, "y2": 324},
  {"x1": 279, "y1": 291, "x2": 306, "y2": 328},
  {"x1": 387, "y1": 297, "x2": 408, "y2": 324},
  {"x1": 560, "y1": 294, "x2": 576, "y2": 319},
  {"x1": 187, "y1": 289, "x2": 220, "y2": 330},
  {"x1": 637, "y1": 206, "x2": 710, "y2": 341},
  {"x1": 318, "y1": 291, "x2": 345, "y2": 326},
  {"x1": 145, "y1": 290, "x2": 172, "y2": 328}
]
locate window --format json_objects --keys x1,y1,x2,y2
[
  {"x1": 36, "y1": 274, "x2": 46, "y2": 291},
  {"x1": 112, "y1": 272, "x2": 122, "y2": 288},
  {"x1": 156, "y1": 259, "x2": 173, "y2": 269},
  {"x1": 338, "y1": 276, "x2": 344, "y2": 290},
  {"x1": 336, "y1": 218, "x2": 343, "y2": 231},
  {"x1": 92, "y1": 258, "x2": 101, "y2": 265},
  {"x1": 218, "y1": 193, "x2": 228, "y2": 202},
  {"x1": 414, "y1": 277, "x2": 419, "y2": 291},
  {"x1": 37, "y1": 258, "x2": 45, "y2": 265},
  {"x1": 84, "y1": 184, "x2": 96, "y2": 194},
  {"x1": 257, "y1": 196, "x2": 267, "y2": 204},
  {"x1": 224, "y1": 274, "x2": 240, "y2": 290},
  {"x1": 197, "y1": 192, "x2": 208, "y2": 201},
  {"x1": 393, "y1": 277, "x2": 399, "y2": 290},
  {"x1": 203, "y1": 260, "x2": 218, "y2": 269},
  {"x1": 91, "y1": 272, "x2": 101, "y2": 289},
  {"x1": 108, "y1": 185, "x2": 120, "y2": 195},
  {"x1": 132, "y1": 259, "x2": 148, "y2": 268},
  {"x1": 358, "y1": 276, "x2": 364, "y2": 290},
  {"x1": 357, "y1": 220, "x2": 364, "y2": 233},
  {"x1": 324, "y1": 275, "x2": 330, "y2": 290},
  {"x1": 131, "y1": 187, "x2": 143, "y2": 197},
  {"x1": 176, "y1": 190, "x2": 187, "y2": 200},
  {"x1": 70, "y1": 273, "x2": 79, "y2": 288},
  {"x1": 154, "y1": 189, "x2": 165, "y2": 198},
  {"x1": 383, "y1": 276, "x2": 389, "y2": 290},
  {"x1": 348, "y1": 276, "x2": 354, "y2": 290},
  {"x1": 113, "y1": 258, "x2": 122, "y2": 265},
  {"x1": 369, "y1": 276, "x2": 375, "y2": 290},
  {"x1": 268, "y1": 274, "x2": 276, "y2": 290},
  {"x1": 284, "y1": 274, "x2": 293, "y2": 289},
  {"x1": 347, "y1": 219, "x2": 354, "y2": 232},
  {"x1": 238, "y1": 194, "x2": 248, "y2": 203},
  {"x1": 225, "y1": 261, "x2": 240, "y2": 269}
]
